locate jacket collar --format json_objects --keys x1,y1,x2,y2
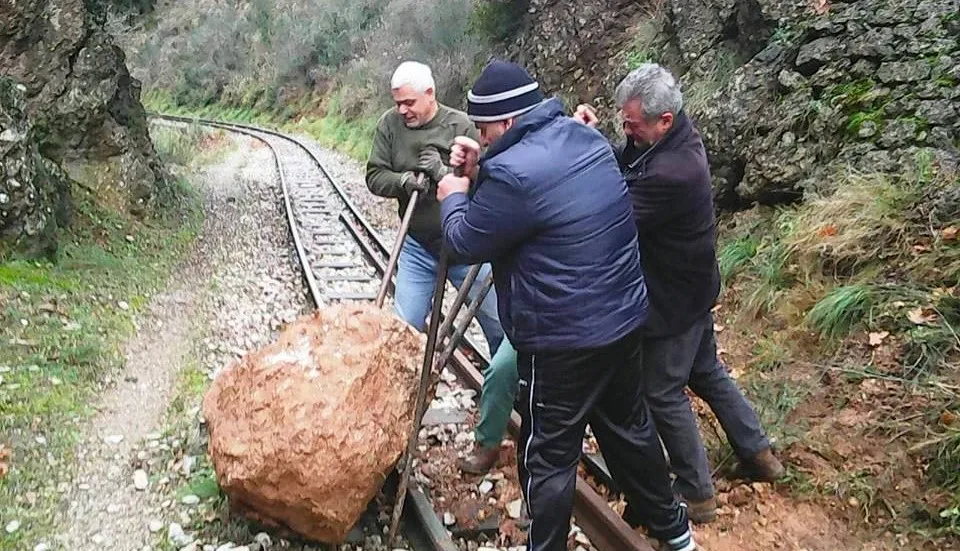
[
  {"x1": 482, "y1": 97, "x2": 565, "y2": 162},
  {"x1": 624, "y1": 110, "x2": 693, "y2": 169}
]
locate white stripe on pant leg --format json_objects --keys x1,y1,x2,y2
[
  {"x1": 523, "y1": 354, "x2": 537, "y2": 549},
  {"x1": 668, "y1": 530, "x2": 696, "y2": 551}
]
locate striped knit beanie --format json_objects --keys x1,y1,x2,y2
[{"x1": 467, "y1": 60, "x2": 544, "y2": 122}]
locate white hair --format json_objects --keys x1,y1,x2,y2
[
  {"x1": 615, "y1": 63, "x2": 684, "y2": 118},
  {"x1": 391, "y1": 61, "x2": 436, "y2": 93}
]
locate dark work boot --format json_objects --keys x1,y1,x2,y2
[
  {"x1": 459, "y1": 444, "x2": 500, "y2": 475},
  {"x1": 684, "y1": 496, "x2": 718, "y2": 524},
  {"x1": 735, "y1": 447, "x2": 786, "y2": 482}
]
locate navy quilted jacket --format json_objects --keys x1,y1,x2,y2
[{"x1": 440, "y1": 98, "x2": 649, "y2": 351}]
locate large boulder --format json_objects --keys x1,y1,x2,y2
[
  {"x1": 203, "y1": 303, "x2": 425, "y2": 543},
  {"x1": 508, "y1": 0, "x2": 647, "y2": 118}
]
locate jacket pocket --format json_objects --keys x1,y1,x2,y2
[{"x1": 509, "y1": 272, "x2": 534, "y2": 345}]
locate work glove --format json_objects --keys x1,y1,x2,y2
[
  {"x1": 400, "y1": 171, "x2": 427, "y2": 195},
  {"x1": 417, "y1": 147, "x2": 451, "y2": 183}
]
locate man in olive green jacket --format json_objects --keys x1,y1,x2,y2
[
  {"x1": 365, "y1": 61, "x2": 516, "y2": 474},
  {"x1": 365, "y1": 60, "x2": 504, "y2": 358}
]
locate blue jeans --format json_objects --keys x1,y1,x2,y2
[{"x1": 394, "y1": 236, "x2": 504, "y2": 354}]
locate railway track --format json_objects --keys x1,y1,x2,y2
[{"x1": 152, "y1": 114, "x2": 653, "y2": 551}]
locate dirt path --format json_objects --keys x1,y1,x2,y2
[
  {"x1": 57, "y1": 283, "x2": 204, "y2": 549},
  {"x1": 52, "y1": 135, "x2": 309, "y2": 550}
]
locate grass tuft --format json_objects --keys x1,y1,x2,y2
[
  {"x1": 807, "y1": 284, "x2": 875, "y2": 340},
  {"x1": 927, "y1": 422, "x2": 960, "y2": 536},
  {"x1": 785, "y1": 171, "x2": 915, "y2": 278},
  {"x1": 719, "y1": 234, "x2": 760, "y2": 281}
]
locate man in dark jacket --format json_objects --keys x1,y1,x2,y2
[
  {"x1": 575, "y1": 64, "x2": 785, "y2": 524},
  {"x1": 437, "y1": 60, "x2": 696, "y2": 551}
]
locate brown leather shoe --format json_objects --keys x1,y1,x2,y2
[
  {"x1": 684, "y1": 496, "x2": 718, "y2": 524},
  {"x1": 459, "y1": 444, "x2": 500, "y2": 475},
  {"x1": 736, "y1": 448, "x2": 786, "y2": 482}
]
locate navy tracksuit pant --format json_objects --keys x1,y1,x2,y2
[{"x1": 514, "y1": 326, "x2": 692, "y2": 551}]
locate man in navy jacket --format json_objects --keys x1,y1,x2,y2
[
  {"x1": 575, "y1": 64, "x2": 785, "y2": 524},
  {"x1": 436, "y1": 60, "x2": 696, "y2": 551}
]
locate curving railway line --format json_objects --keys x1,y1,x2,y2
[{"x1": 152, "y1": 114, "x2": 654, "y2": 551}]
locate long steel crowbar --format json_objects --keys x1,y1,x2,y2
[
  {"x1": 376, "y1": 173, "x2": 425, "y2": 308},
  {"x1": 388, "y1": 164, "x2": 473, "y2": 544}
]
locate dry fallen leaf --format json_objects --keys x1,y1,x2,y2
[
  {"x1": 907, "y1": 306, "x2": 938, "y2": 325},
  {"x1": 0, "y1": 445, "x2": 9, "y2": 480},
  {"x1": 868, "y1": 331, "x2": 890, "y2": 347},
  {"x1": 941, "y1": 410, "x2": 958, "y2": 426},
  {"x1": 811, "y1": 0, "x2": 830, "y2": 16},
  {"x1": 818, "y1": 224, "x2": 838, "y2": 237},
  {"x1": 943, "y1": 226, "x2": 958, "y2": 241},
  {"x1": 714, "y1": 323, "x2": 726, "y2": 333}
]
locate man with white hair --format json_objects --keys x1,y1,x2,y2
[
  {"x1": 575, "y1": 63, "x2": 785, "y2": 524},
  {"x1": 366, "y1": 61, "x2": 504, "y2": 355}
]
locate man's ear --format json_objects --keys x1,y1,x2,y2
[{"x1": 661, "y1": 111, "x2": 675, "y2": 129}]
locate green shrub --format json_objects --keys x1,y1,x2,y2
[{"x1": 469, "y1": 0, "x2": 530, "y2": 43}]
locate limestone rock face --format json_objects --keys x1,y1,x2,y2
[
  {"x1": 0, "y1": 0, "x2": 168, "y2": 214},
  {"x1": 203, "y1": 304, "x2": 425, "y2": 543},
  {"x1": 510, "y1": 0, "x2": 959, "y2": 207},
  {"x1": 0, "y1": 77, "x2": 71, "y2": 257},
  {"x1": 693, "y1": 0, "x2": 960, "y2": 204}
]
